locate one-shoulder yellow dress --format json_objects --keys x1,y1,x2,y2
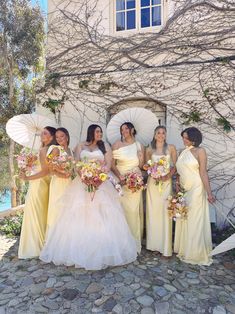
[
  {"x1": 18, "y1": 159, "x2": 50, "y2": 259},
  {"x1": 146, "y1": 153, "x2": 172, "y2": 256},
  {"x1": 113, "y1": 142, "x2": 143, "y2": 253},
  {"x1": 174, "y1": 147, "x2": 212, "y2": 265},
  {"x1": 45, "y1": 145, "x2": 72, "y2": 240}
]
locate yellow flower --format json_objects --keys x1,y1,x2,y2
[
  {"x1": 158, "y1": 159, "x2": 164, "y2": 165},
  {"x1": 99, "y1": 173, "x2": 108, "y2": 181},
  {"x1": 47, "y1": 153, "x2": 53, "y2": 160}
]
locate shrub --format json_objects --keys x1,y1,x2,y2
[{"x1": 0, "y1": 211, "x2": 23, "y2": 237}]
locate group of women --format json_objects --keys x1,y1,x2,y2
[{"x1": 18, "y1": 122, "x2": 215, "y2": 270}]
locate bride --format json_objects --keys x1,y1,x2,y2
[{"x1": 40, "y1": 124, "x2": 137, "y2": 270}]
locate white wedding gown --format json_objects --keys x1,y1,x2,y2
[{"x1": 40, "y1": 149, "x2": 137, "y2": 270}]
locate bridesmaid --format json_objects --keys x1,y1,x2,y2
[
  {"x1": 174, "y1": 127, "x2": 215, "y2": 265},
  {"x1": 112, "y1": 122, "x2": 144, "y2": 253},
  {"x1": 145, "y1": 126, "x2": 177, "y2": 257},
  {"x1": 45, "y1": 128, "x2": 72, "y2": 240},
  {"x1": 18, "y1": 126, "x2": 56, "y2": 259}
]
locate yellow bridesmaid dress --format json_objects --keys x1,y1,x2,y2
[
  {"x1": 45, "y1": 145, "x2": 72, "y2": 239},
  {"x1": 146, "y1": 153, "x2": 172, "y2": 256},
  {"x1": 174, "y1": 146, "x2": 212, "y2": 265},
  {"x1": 113, "y1": 142, "x2": 143, "y2": 253},
  {"x1": 18, "y1": 160, "x2": 50, "y2": 259}
]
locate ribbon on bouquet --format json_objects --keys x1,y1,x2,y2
[{"x1": 157, "y1": 180, "x2": 163, "y2": 194}]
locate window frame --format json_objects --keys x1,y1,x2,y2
[{"x1": 113, "y1": 0, "x2": 166, "y2": 35}]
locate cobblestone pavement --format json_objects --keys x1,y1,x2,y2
[{"x1": 0, "y1": 235, "x2": 235, "y2": 314}]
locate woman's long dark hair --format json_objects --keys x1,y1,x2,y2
[
  {"x1": 43, "y1": 126, "x2": 57, "y2": 147},
  {"x1": 120, "y1": 122, "x2": 137, "y2": 142},
  {"x1": 86, "y1": 124, "x2": 106, "y2": 155},
  {"x1": 56, "y1": 127, "x2": 70, "y2": 145},
  {"x1": 151, "y1": 126, "x2": 168, "y2": 155}
]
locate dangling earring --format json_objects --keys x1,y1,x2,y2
[{"x1": 192, "y1": 142, "x2": 195, "y2": 146}]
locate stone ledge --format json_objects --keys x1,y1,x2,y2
[{"x1": 0, "y1": 205, "x2": 24, "y2": 219}]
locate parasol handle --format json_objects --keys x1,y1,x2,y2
[
  {"x1": 214, "y1": 201, "x2": 235, "y2": 230},
  {"x1": 31, "y1": 132, "x2": 40, "y2": 152},
  {"x1": 31, "y1": 133, "x2": 36, "y2": 152}
]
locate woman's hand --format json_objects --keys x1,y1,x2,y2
[
  {"x1": 19, "y1": 170, "x2": 28, "y2": 181},
  {"x1": 160, "y1": 174, "x2": 171, "y2": 182},
  {"x1": 102, "y1": 165, "x2": 109, "y2": 173},
  {"x1": 77, "y1": 169, "x2": 82, "y2": 177},
  {"x1": 208, "y1": 193, "x2": 216, "y2": 204},
  {"x1": 54, "y1": 170, "x2": 71, "y2": 179},
  {"x1": 118, "y1": 175, "x2": 126, "y2": 186}
]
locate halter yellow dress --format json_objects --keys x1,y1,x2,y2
[
  {"x1": 146, "y1": 153, "x2": 172, "y2": 256},
  {"x1": 113, "y1": 142, "x2": 143, "y2": 253},
  {"x1": 45, "y1": 145, "x2": 72, "y2": 240},
  {"x1": 18, "y1": 157, "x2": 50, "y2": 259},
  {"x1": 174, "y1": 146, "x2": 212, "y2": 265}
]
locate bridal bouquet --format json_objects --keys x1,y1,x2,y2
[
  {"x1": 16, "y1": 147, "x2": 38, "y2": 174},
  {"x1": 167, "y1": 191, "x2": 188, "y2": 220},
  {"x1": 143, "y1": 157, "x2": 170, "y2": 192},
  {"x1": 121, "y1": 171, "x2": 145, "y2": 193},
  {"x1": 76, "y1": 159, "x2": 108, "y2": 200},
  {"x1": 47, "y1": 149, "x2": 74, "y2": 175}
]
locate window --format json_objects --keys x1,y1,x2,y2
[
  {"x1": 116, "y1": 0, "x2": 136, "y2": 31},
  {"x1": 141, "y1": 0, "x2": 161, "y2": 28},
  {"x1": 115, "y1": 0, "x2": 163, "y2": 32}
]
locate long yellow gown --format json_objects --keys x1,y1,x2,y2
[
  {"x1": 18, "y1": 161, "x2": 50, "y2": 259},
  {"x1": 45, "y1": 145, "x2": 72, "y2": 240},
  {"x1": 146, "y1": 153, "x2": 172, "y2": 256},
  {"x1": 174, "y1": 146, "x2": 212, "y2": 265},
  {"x1": 113, "y1": 142, "x2": 143, "y2": 253}
]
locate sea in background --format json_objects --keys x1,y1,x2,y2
[{"x1": 0, "y1": 191, "x2": 11, "y2": 212}]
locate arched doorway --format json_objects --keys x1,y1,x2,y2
[{"x1": 106, "y1": 98, "x2": 166, "y2": 126}]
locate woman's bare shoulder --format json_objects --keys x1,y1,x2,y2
[
  {"x1": 168, "y1": 144, "x2": 176, "y2": 151},
  {"x1": 112, "y1": 140, "x2": 122, "y2": 150},
  {"x1": 197, "y1": 146, "x2": 207, "y2": 156}
]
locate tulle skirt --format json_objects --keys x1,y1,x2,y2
[{"x1": 40, "y1": 177, "x2": 137, "y2": 270}]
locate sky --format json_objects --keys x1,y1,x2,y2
[{"x1": 31, "y1": 0, "x2": 47, "y2": 14}]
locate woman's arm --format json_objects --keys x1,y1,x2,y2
[
  {"x1": 168, "y1": 144, "x2": 177, "y2": 177},
  {"x1": 104, "y1": 143, "x2": 112, "y2": 172},
  {"x1": 198, "y1": 148, "x2": 215, "y2": 204},
  {"x1": 160, "y1": 144, "x2": 177, "y2": 182},
  {"x1": 74, "y1": 143, "x2": 83, "y2": 161},
  {"x1": 50, "y1": 147, "x2": 72, "y2": 179},
  {"x1": 145, "y1": 146, "x2": 152, "y2": 164},
  {"x1": 137, "y1": 143, "x2": 145, "y2": 169},
  {"x1": 111, "y1": 141, "x2": 122, "y2": 181},
  {"x1": 20, "y1": 147, "x2": 49, "y2": 181}
]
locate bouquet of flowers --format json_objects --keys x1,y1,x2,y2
[
  {"x1": 16, "y1": 147, "x2": 38, "y2": 174},
  {"x1": 167, "y1": 191, "x2": 188, "y2": 220},
  {"x1": 143, "y1": 157, "x2": 170, "y2": 193},
  {"x1": 47, "y1": 149, "x2": 74, "y2": 175},
  {"x1": 143, "y1": 157, "x2": 170, "y2": 182},
  {"x1": 121, "y1": 171, "x2": 145, "y2": 193},
  {"x1": 76, "y1": 159, "x2": 108, "y2": 200}
]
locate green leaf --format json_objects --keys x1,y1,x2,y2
[{"x1": 216, "y1": 117, "x2": 232, "y2": 133}]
